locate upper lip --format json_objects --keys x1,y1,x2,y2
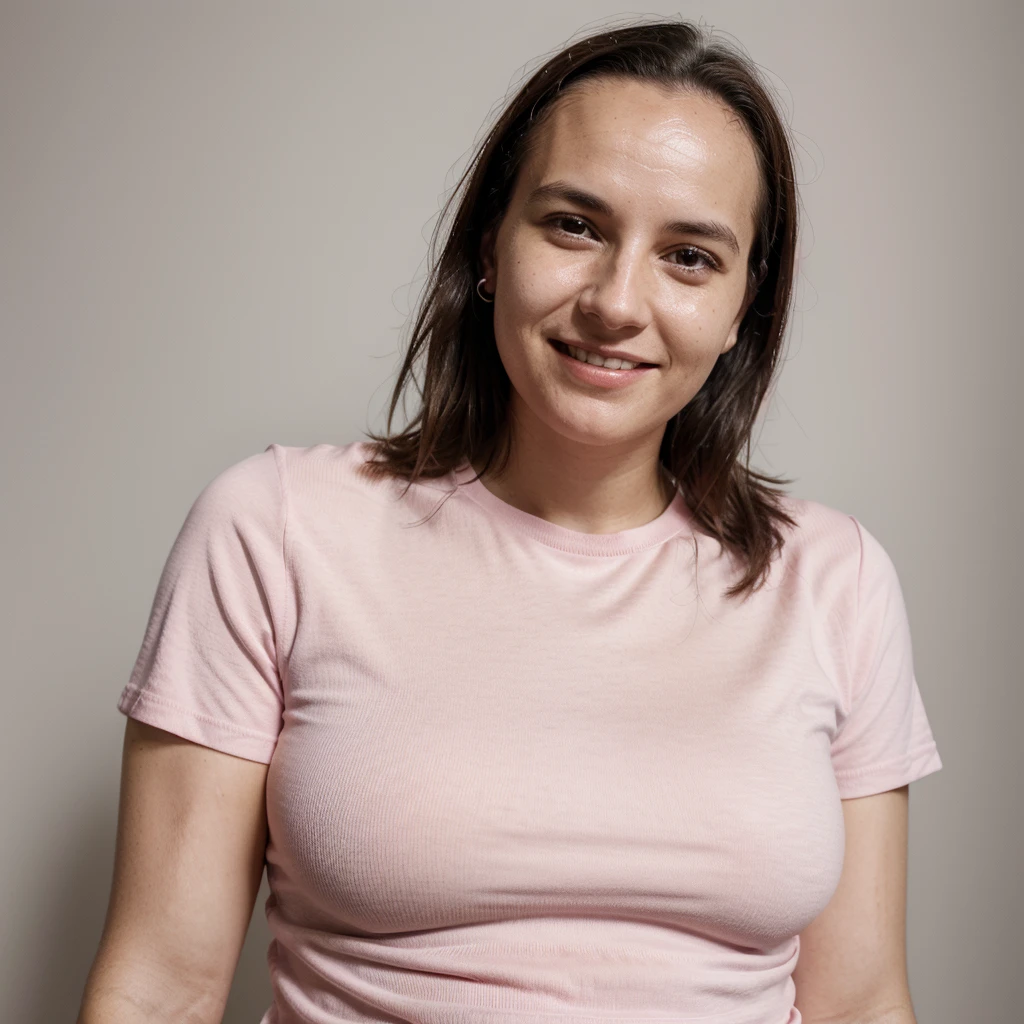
[{"x1": 553, "y1": 338, "x2": 658, "y2": 367}]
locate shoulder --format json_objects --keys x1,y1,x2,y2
[
  {"x1": 169, "y1": 442, "x2": 383, "y2": 552},
  {"x1": 777, "y1": 494, "x2": 902, "y2": 590},
  {"x1": 201, "y1": 444, "x2": 283, "y2": 502},
  {"x1": 257, "y1": 439, "x2": 451, "y2": 525},
  {"x1": 193, "y1": 441, "x2": 381, "y2": 530},
  {"x1": 160, "y1": 446, "x2": 288, "y2": 563},
  {"x1": 264, "y1": 439, "x2": 402, "y2": 495},
  {"x1": 766, "y1": 493, "x2": 886, "y2": 612},
  {"x1": 774, "y1": 493, "x2": 860, "y2": 568},
  {"x1": 767, "y1": 492, "x2": 907, "y2": 631}
]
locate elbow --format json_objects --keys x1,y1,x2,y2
[{"x1": 77, "y1": 953, "x2": 229, "y2": 1024}]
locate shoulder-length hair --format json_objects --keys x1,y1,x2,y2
[{"x1": 359, "y1": 18, "x2": 800, "y2": 599}]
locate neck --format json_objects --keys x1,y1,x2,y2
[{"x1": 471, "y1": 409, "x2": 674, "y2": 535}]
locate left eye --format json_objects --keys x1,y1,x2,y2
[
  {"x1": 551, "y1": 215, "x2": 593, "y2": 237},
  {"x1": 667, "y1": 247, "x2": 716, "y2": 271}
]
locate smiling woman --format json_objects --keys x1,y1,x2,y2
[
  {"x1": 476, "y1": 77, "x2": 762, "y2": 514},
  {"x1": 83, "y1": 17, "x2": 941, "y2": 1024},
  {"x1": 359, "y1": 23, "x2": 798, "y2": 592}
]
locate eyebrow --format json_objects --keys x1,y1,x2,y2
[{"x1": 524, "y1": 180, "x2": 741, "y2": 256}]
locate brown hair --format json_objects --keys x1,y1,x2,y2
[{"x1": 359, "y1": 17, "x2": 799, "y2": 598}]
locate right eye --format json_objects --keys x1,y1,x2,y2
[{"x1": 548, "y1": 214, "x2": 596, "y2": 239}]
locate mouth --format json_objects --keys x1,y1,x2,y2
[{"x1": 548, "y1": 339, "x2": 657, "y2": 370}]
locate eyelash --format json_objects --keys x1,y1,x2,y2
[{"x1": 546, "y1": 214, "x2": 721, "y2": 274}]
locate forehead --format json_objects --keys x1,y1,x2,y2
[{"x1": 519, "y1": 77, "x2": 761, "y2": 242}]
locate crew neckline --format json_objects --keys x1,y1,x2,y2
[{"x1": 449, "y1": 460, "x2": 695, "y2": 556}]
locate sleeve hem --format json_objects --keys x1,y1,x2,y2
[
  {"x1": 835, "y1": 741, "x2": 943, "y2": 799},
  {"x1": 117, "y1": 685, "x2": 279, "y2": 765}
]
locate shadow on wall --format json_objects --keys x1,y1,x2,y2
[{"x1": 22, "y1": 784, "x2": 273, "y2": 1023}]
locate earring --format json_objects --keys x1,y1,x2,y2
[{"x1": 476, "y1": 277, "x2": 494, "y2": 303}]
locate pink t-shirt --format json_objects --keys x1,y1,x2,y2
[{"x1": 117, "y1": 440, "x2": 942, "y2": 1024}]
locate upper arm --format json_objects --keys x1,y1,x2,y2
[
  {"x1": 792, "y1": 786, "x2": 915, "y2": 1023},
  {"x1": 80, "y1": 717, "x2": 269, "y2": 1020}
]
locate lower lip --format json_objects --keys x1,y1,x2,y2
[{"x1": 549, "y1": 340, "x2": 656, "y2": 389}]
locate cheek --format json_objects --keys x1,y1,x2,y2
[
  {"x1": 661, "y1": 292, "x2": 737, "y2": 363},
  {"x1": 498, "y1": 233, "x2": 579, "y2": 327}
]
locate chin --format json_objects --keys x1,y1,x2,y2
[{"x1": 539, "y1": 402, "x2": 645, "y2": 449}]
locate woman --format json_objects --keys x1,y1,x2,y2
[{"x1": 78, "y1": 19, "x2": 941, "y2": 1024}]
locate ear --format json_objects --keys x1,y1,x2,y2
[
  {"x1": 722, "y1": 306, "x2": 745, "y2": 354},
  {"x1": 479, "y1": 226, "x2": 497, "y2": 285},
  {"x1": 722, "y1": 282, "x2": 756, "y2": 354}
]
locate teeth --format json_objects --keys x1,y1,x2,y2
[{"x1": 566, "y1": 344, "x2": 639, "y2": 371}]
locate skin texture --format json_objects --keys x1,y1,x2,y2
[
  {"x1": 476, "y1": 76, "x2": 761, "y2": 533},
  {"x1": 76, "y1": 718, "x2": 269, "y2": 1024},
  {"x1": 793, "y1": 787, "x2": 917, "y2": 1023}
]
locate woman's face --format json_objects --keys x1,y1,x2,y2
[{"x1": 481, "y1": 77, "x2": 762, "y2": 454}]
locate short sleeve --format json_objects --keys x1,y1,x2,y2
[
  {"x1": 116, "y1": 445, "x2": 289, "y2": 764},
  {"x1": 830, "y1": 516, "x2": 942, "y2": 799}
]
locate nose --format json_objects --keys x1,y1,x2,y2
[{"x1": 577, "y1": 244, "x2": 651, "y2": 334}]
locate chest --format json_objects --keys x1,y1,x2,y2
[{"x1": 266, "y1": 528, "x2": 848, "y2": 947}]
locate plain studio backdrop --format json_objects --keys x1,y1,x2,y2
[{"x1": 1, "y1": 2, "x2": 1020, "y2": 1022}]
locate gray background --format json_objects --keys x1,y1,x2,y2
[{"x1": 2, "y1": 2, "x2": 1020, "y2": 1022}]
